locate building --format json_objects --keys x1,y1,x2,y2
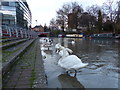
[
  {"x1": 68, "y1": 12, "x2": 97, "y2": 33},
  {"x1": 68, "y1": 13, "x2": 77, "y2": 31},
  {"x1": 49, "y1": 24, "x2": 61, "y2": 31},
  {"x1": 32, "y1": 25, "x2": 50, "y2": 37},
  {"x1": 0, "y1": 0, "x2": 35, "y2": 38},
  {"x1": 32, "y1": 25, "x2": 44, "y2": 32},
  {"x1": 0, "y1": 0, "x2": 31, "y2": 28}
]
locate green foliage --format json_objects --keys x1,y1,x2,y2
[
  {"x1": 82, "y1": 29, "x2": 103, "y2": 35},
  {"x1": 30, "y1": 70, "x2": 36, "y2": 88},
  {"x1": 103, "y1": 20, "x2": 113, "y2": 32},
  {"x1": 51, "y1": 30, "x2": 62, "y2": 36},
  {"x1": 65, "y1": 31, "x2": 79, "y2": 34},
  {"x1": 97, "y1": 10, "x2": 102, "y2": 33},
  {"x1": 2, "y1": 47, "x2": 22, "y2": 62},
  {"x1": 116, "y1": 23, "x2": 120, "y2": 33}
]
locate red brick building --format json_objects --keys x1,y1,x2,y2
[
  {"x1": 68, "y1": 13, "x2": 77, "y2": 30},
  {"x1": 32, "y1": 25, "x2": 44, "y2": 32}
]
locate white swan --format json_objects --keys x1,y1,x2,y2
[
  {"x1": 55, "y1": 43, "x2": 73, "y2": 54},
  {"x1": 40, "y1": 38, "x2": 53, "y2": 50},
  {"x1": 71, "y1": 41, "x2": 75, "y2": 44},
  {"x1": 55, "y1": 43, "x2": 88, "y2": 76},
  {"x1": 40, "y1": 38, "x2": 53, "y2": 45}
]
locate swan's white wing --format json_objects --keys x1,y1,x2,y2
[
  {"x1": 58, "y1": 55, "x2": 83, "y2": 70},
  {"x1": 58, "y1": 49, "x2": 69, "y2": 57},
  {"x1": 71, "y1": 63, "x2": 88, "y2": 70}
]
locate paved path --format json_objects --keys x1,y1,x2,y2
[
  {"x1": 0, "y1": 39, "x2": 27, "y2": 49},
  {"x1": 2, "y1": 39, "x2": 34, "y2": 76},
  {"x1": 2, "y1": 38, "x2": 47, "y2": 88}
]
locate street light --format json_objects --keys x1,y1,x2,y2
[{"x1": 35, "y1": 20, "x2": 38, "y2": 26}]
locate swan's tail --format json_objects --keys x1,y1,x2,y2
[
  {"x1": 70, "y1": 63, "x2": 88, "y2": 70},
  {"x1": 82, "y1": 63, "x2": 88, "y2": 68}
]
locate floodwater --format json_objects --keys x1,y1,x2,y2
[{"x1": 39, "y1": 37, "x2": 120, "y2": 88}]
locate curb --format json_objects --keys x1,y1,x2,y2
[
  {"x1": 0, "y1": 38, "x2": 20, "y2": 43},
  {"x1": 1, "y1": 39, "x2": 28, "y2": 50},
  {"x1": 2, "y1": 39, "x2": 35, "y2": 76}
]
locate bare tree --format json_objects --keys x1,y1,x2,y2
[
  {"x1": 102, "y1": 0, "x2": 119, "y2": 32},
  {"x1": 85, "y1": 5, "x2": 101, "y2": 31},
  {"x1": 86, "y1": 5, "x2": 101, "y2": 18},
  {"x1": 71, "y1": 2, "x2": 83, "y2": 13},
  {"x1": 102, "y1": 0, "x2": 118, "y2": 22},
  {"x1": 50, "y1": 18, "x2": 56, "y2": 26},
  {"x1": 56, "y1": 9, "x2": 66, "y2": 31},
  {"x1": 56, "y1": 2, "x2": 83, "y2": 32}
]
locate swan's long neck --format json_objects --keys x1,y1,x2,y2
[{"x1": 59, "y1": 48, "x2": 69, "y2": 58}]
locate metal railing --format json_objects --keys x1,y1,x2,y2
[{"x1": 0, "y1": 25, "x2": 38, "y2": 39}]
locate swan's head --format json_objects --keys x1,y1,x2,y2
[
  {"x1": 55, "y1": 43, "x2": 61, "y2": 49},
  {"x1": 55, "y1": 44, "x2": 69, "y2": 57},
  {"x1": 55, "y1": 43, "x2": 66, "y2": 54},
  {"x1": 71, "y1": 41, "x2": 75, "y2": 44},
  {"x1": 58, "y1": 48, "x2": 70, "y2": 57},
  {"x1": 55, "y1": 43, "x2": 73, "y2": 55},
  {"x1": 55, "y1": 43, "x2": 62, "y2": 53}
]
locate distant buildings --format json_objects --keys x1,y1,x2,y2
[
  {"x1": 32, "y1": 25, "x2": 51, "y2": 37},
  {"x1": 49, "y1": 24, "x2": 61, "y2": 31},
  {"x1": 32, "y1": 25, "x2": 44, "y2": 32},
  {"x1": 68, "y1": 12, "x2": 96, "y2": 33},
  {"x1": 68, "y1": 13, "x2": 77, "y2": 31}
]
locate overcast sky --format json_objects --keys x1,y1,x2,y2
[{"x1": 26, "y1": 0, "x2": 118, "y2": 27}]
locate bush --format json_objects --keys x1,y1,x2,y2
[{"x1": 50, "y1": 30, "x2": 62, "y2": 37}]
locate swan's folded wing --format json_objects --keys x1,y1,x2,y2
[
  {"x1": 71, "y1": 63, "x2": 88, "y2": 70},
  {"x1": 58, "y1": 55, "x2": 84, "y2": 70}
]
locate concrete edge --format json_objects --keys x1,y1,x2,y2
[
  {"x1": 34, "y1": 39, "x2": 48, "y2": 88},
  {"x1": 1, "y1": 39, "x2": 28, "y2": 49},
  {"x1": 0, "y1": 38, "x2": 20, "y2": 43}
]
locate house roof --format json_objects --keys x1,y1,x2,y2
[{"x1": 33, "y1": 25, "x2": 43, "y2": 28}]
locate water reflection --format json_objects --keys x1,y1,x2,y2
[
  {"x1": 58, "y1": 74, "x2": 85, "y2": 88},
  {"x1": 92, "y1": 38, "x2": 120, "y2": 45},
  {"x1": 40, "y1": 37, "x2": 119, "y2": 88}
]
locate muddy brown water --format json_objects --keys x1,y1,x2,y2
[{"x1": 39, "y1": 37, "x2": 120, "y2": 88}]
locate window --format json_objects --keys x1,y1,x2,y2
[
  {"x1": 9, "y1": 2, "x2": 15, "y2": 7},
  {"x1": 1, "y1": 2, "x2": 9, "y2": 6},
  {"x1": 3, "y1": 20, "x2": 10, "y2": 25},
  {"x1": 2, "y1": 25, "x2": 6, "y2": 29},
  {"x1": 1, "y1": 6, "x2": 16, "y2": 11},
  {"x1": 10, "y1": 20, "x2": 15, "y2": 25}
]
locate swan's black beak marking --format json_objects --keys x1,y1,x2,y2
[{"x1": 55, "y1": 49, "x2": 61, "y2": 53}]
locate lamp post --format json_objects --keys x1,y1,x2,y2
[{"x1": 35, "y1": 20, "x2": 38, "y2": 26}]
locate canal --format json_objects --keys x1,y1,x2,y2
[{"x1": 39, "y1": 37, "x2": 120, "y2": 88}]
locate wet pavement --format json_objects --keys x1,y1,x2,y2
[
  {"x1": 2, "y1": 39, "x2": 47, "y2": 88},
  {"x1": 40, "y1": 37, "x2": 120, "y2": 88}
]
